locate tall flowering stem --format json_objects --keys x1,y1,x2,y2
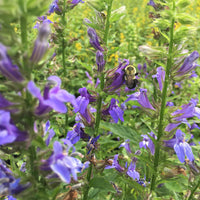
[
  {"x1": 62, "y1": 0, "x2": 67, "y2": 77},
  {"x1": 150, "y1": 1, "x2": 175, "y2": 191},
  {"x1": 94, "y1": 0, "x2": 113, "y2": 137},
  {"x1": 83, "y1": 1, "x2": 113, "y2": 200},
  {"x1": 20, "y1": 16, "x2": 28, "y2": 50}
]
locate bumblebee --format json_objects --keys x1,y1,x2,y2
[{"x1": 124, "y1": 65, "x2": 138, "y2": 89}]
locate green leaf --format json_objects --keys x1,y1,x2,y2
[
  {"x1": 89, "y1": 176, "x2": 115, "y2": 192},
  {"x1": 100, "y1": 121, "x2": 140, "y2": 145},
  {"x1": 110, "y1": 6, "x2": 126, "y2": 23}
]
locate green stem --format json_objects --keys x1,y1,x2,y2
[
  {"x1": 83, "y1": 165, "x2": 92, "y2": 200},
  {"x1": 150, "y1": 1, "x2": 175, "y2": 191},
  {"x1": 188, "y1": 179, "x2": 200, "y2": 200},
  {"x1": 103, "y1": 0, "x2": 113, "y2": 45},
  {"x1": 20, "y1": 15, "x2": 27, "y2": 50},
  {"x1": 29, "y1": 145, "x2": 39, "y2": 182}
]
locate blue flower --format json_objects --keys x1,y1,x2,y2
[
  {"x1": 119, "y1": 139, "x2": 132, "y2": 154},
  {"x1": 0, "y1": 159, "x2": 29, "y2": 196},
  {"x1": 65, "y1": 123, "x2": 89, "y2": 144},
  {"x1": 96, "y1": 51, "x2": 105, "y2": 72},
  {"x1": 105, "y1": 59, "x2": 129, "y2": 92},
  {"x1": 139, "y1": 132, "x2": 156, "y2": 155},
  {"x1": 0, "y1": 44, "x2": 24, "y2": 82},
  {"x1": 174, "y1": 129, "x2": 195, "y2": 163},
  {"x1": 102, "y1": 98, "x2": 124, "y2": 123},
  {"x1": 48, "y1": 0, "x2": 60, "y2": 14},
  {"x1": 105, "y1": 154, "x2": 125, "y2": 172},
  {"x1": 175, "y1": 51, "x2": 199, "y2": 77},
  {"x1": 28, "y1": 76, "x2": 77, "y2": 115},
  {"x1": 30, "y1": 23, "x2": 51, "y2": 63},
  {"x1": 71, "y1": 0, "x2": 84, "y2": 6},
  {"x1": 152, "y1": 66, "x2": 165, "y2": 91},
  {"x1": 0, "y1": 111, "x2": 27, "y2": 146},
  {"x1": 43, "y1": 141, "x2": 86, "y2": 183},
  {"x1": 127, "y1": 160, "x2": 140, "y2": 181},
  {"x1": 126, "y1": 88, "x2": 155, "y2": 110},
  {"x1": 87, "y1": 27, "x2": 104, "y2": 51}
]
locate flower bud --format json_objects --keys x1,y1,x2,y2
[
  {"x1": 96, "y1": 51, "x2": 105, "y2": 72},
  {"x1": 30, "y1": 23, "x2": 51, "y2": 63}
]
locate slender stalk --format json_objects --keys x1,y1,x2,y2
[
  {"x1": 94, "y1": 0, "x2": 113, "y2": 137},
  {"x1": 188, "y1": 179, "x2": 200, "y2": 200},
  {"x1": 62, "y1": 0, "x2": 67, "y2": 76},
  {"x1": 20, "y1": 15, "x2": 28, "y2": 50},
  {"x1": 150, "y1": 1, "x2": 175, "y2": 191},
  {"x1": 83, "y1": 165, "x2": 92, "y2": 200},
  {"x1": 103, "y1": 0, "x2": 113, "y2": 46}
]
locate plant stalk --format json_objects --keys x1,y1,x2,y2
[{"x1": 150, "y1": 1, "x2": 175, "y2": 191}]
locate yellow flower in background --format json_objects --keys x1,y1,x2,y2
[
  {"x1": 75, "y1": 43, "x2": 82, "y2": 51},
  {"x1": 47, "y1": 13, "x2": 56, "y2": 22},
  {"x1": 120, "y1": 33, "x2": 125, "y2": 43},
  {"x1": 133, "y1": 7, "x2": 138, "y2": 14},
  {"x1": 175, "y1": 22, "x2": 182, "y2": 30}
]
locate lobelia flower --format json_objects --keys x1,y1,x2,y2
[
  {"x1": 87, "y1": 27, "x2": 104, "y2": 51},
  {"x1": 0, "y1": 43, "x2": 24, "y2": 82},
  {"x1": 48, "y1": 0, "x2": 60, "y2": 14},
  {"x1": 175, "y1": 51, "x2": 199, "y2": 77},
  {"x1": 139, "y1": 132, "x2": 156, "y2": 155},
  {"x1": 42, "y1": 141, "x2": 86, "y2": 183},
  {"x1": 44, "y1": 120, "x2": 55, "y2": 146},
  {"x1": 65, "y1": 123, "x2": 90, "y2": 144},
  {"x1": 0, "y1": 159, "x2": 29, "y2": 196},
  {"x1": 119, "y1": 139, "x2": 132, "y2": 154},
  {"x1": 166, "y1": 101, "x2": 174, "y2": 107},
  {"x1": 105, "y1": 59, "x2": 129, "y2": 92},
  {"x1": 165, "y1": 98, "x2": 200, "y2": 132},
  {"x1": 125, "y1": 88, "x2": 155, "y2": 110},
  {"x1": 30, "y1": 23, "x2": 51, "y2": 63},
  {"x1": 102, "y1": 98, "x2": 124, "y2": 123},
  {"x1": 28, "y1": 76, "x2": 77, "y2": 116},
  {"x1": 86, "y1": 135, "x2": 100, "y2": 154},
  {"x1": 105, "y1": 154, "x2": 125, "y2": 172},
  {"x1": 96, "y1": 50, "x2": 105, "y2": 72},
  {"x1": 74, "y1": 88, "x2": 96, "y2": 125},
  {"x1": 0, "y1": 110, "x2": 27, "y2": 145},
  {"x1": 127, "y1": 158, "x2": 140, "y2": 181},
  {"x1": 71, "y1": 0, "x2": 84, "y2": 7},
  {"x1": 152, "y1": 66, "x2": 165, "y2": 91},
  {"x1": 147, "y1": 0, "x2": 156, "y2": 9},
  {"x1": 33, "y1": 17, "x2": 52, "y2": 29},
  {"x1": 173, "y1": 129, "x2": 195, "y2": 163}
]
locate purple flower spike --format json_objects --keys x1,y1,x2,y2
[
  {"x1": 96, "y1": 51, "x2": 105, "y2": 72},
  {"x1": 0, "y1": 111, "x2": 27, "y2": 145},
  {"x1": 28, "y1": 76, "x2": 77, "y2": 115},
  {"x1": 30, "y1": 23, "x2": 51, "y2": 63},
  {"x1": 139, "y1": 132, "x2": 156, "y2": 155},
  {"x1": 127, "y1": 160, "x2": 140, "y2": 181},
  {"x1": 176, "y1": 51, "x2": 199, "y2": 76},
  {"x1": 87, "y1": 27, "x2": 104, "y2": 51},
  {"x1": 0, "y1": 43, "x2": 24, "y2": 82},
  {"x1": 174, "y1": 129, "x2": 195, "y2": 163},
  {"x1": 152, "y1": 67, "x2": 165, "y2": 91}
]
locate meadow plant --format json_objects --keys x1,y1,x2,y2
[{"x1": 0, "y1": 0, "x2": 200, "y2": 200}]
